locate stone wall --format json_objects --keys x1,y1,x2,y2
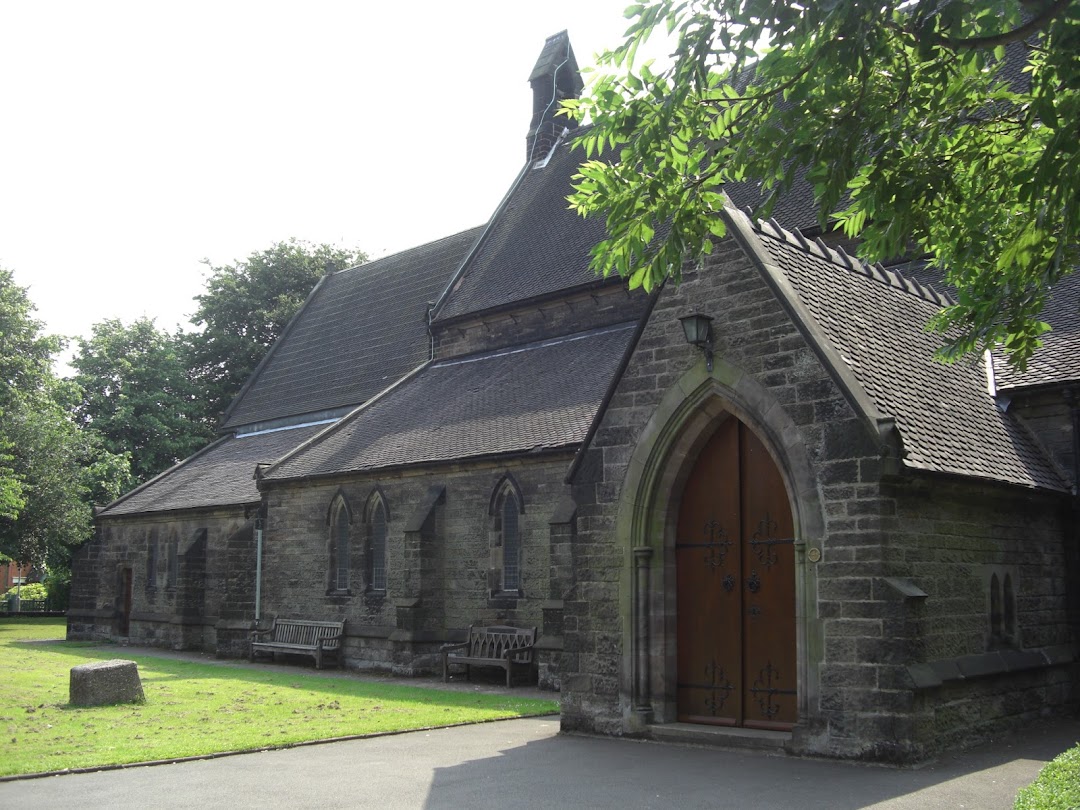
[
  {"x1": 258, "y1": 454, "x2": 575, "y2": 680},
  {"x1": 68, "y1": 508, "x2": 255, "y2": 655},
  {"x1": 885, "y1": 477, "x2": 1078, "y2": 755},
  {"x1": 565, "y1": 237, "x2": 867, "y2": 740},
  {"x1": 1007, "y1": 388, "x2": 1077, "y2": 486},
  {"x1": 433, "y1": 282, "x2": 649, "y2": 359},
  {"x1": 561, "y1": 235, "x2": 1078, "y2": 760}
]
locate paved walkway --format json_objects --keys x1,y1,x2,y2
[{"x1": 3, "y1": 644, "x2": 1077, "y2": 809}]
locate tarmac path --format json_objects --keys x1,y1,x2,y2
[
  {"x1": 3, "y1": 714, "x2": 1077, "y2": 809},
  {"x1": 3, "y1": 644, "x2": 1076, "y2": 809}
]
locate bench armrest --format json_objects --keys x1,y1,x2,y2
[
  {"x1": 250, "y1": 627, "x2": 272, "y2": 641},
  {"x1": 316, "y1": 632, "x2": 344, "y2": 650},
  {"x1": 440, "y1": 641, "x2": 469, "y2": 654}
]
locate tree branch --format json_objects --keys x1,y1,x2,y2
[{"x1": 916, "y1": 0, "x2": 1071, "y2": 51}]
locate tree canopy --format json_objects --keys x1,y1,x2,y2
[
  {"x1": 184, "y1": 239, "x2": 367, "y2": 421},
  {"x1": 0, "y1": 269, "x2": 129, "y2": 570},
  {"x1": 0, "y1": 268, "x2": 57, "y2": 522},
  {"x1": 567, "y1": 0, "x2": 1079, "y2": 368},
  {"x1": 70, "y1": 318, "x2": 212, "y2": 484}
]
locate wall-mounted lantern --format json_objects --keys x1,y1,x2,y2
[{"x1": 679, "y1": 313, "x2": 714, "y2": 372}]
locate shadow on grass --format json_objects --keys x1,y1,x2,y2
[{"x1": 25, "y1": 640, "x2": 558, "y2": 712}]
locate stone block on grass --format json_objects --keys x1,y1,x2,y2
[{"x1": 69, "y1": 659, "x2": 145, "y2": 707}]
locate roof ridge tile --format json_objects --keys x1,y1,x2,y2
[
  {"x1": 835, "y1": 242, "x2": 860, "y2": 273},
  {"x1": 791, "y1": 227, "x2": 813, "y2": 253},
  {"x1": 761, "y1": 217, "x2": 786, "y2": 241},
  {"x1": 748, "y1": 214, "x2": 953, "y2": 307}
]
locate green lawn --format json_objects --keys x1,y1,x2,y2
[{"x1": 0, "y1": 618, "x2": 558, "y2": 778}]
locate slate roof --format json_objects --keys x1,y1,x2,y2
[
  {"x1": 431, "y1": 140, "x2": 620, "y2": 323},
  {"x1": 263, "y1": 323, "x2": 638, "y2": 481},
  {"x1": 724, "y1": 174, "x2": 821, "y2": 234},
  {"x1": 744, "y1": 214, "x2": 1065, "y2": 491},
  {"x1": 992, "y1": 272, "x2": 1080, "y2": 392},
  {"x1": 222, "y1": 227, "x2": 483, "y2": 430},
  {"x1": 100, "y1": 423, "x2": 328, "y2": 517}
]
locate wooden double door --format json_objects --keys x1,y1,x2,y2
[{"x1": 676, "y1": 417, "x2": 797, "y2": 729}]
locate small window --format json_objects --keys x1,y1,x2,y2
[
  {"x1": 1003, "y1": 573, "x2": 1016, "y2": 639},
  {"x1": 502, "y1": 493, "x2": 521, "y2": 591},
  {"x1": 490, "y1": 476, "x2": 524, "y2": 595},
  {"x1": 334, "y1": 506, "x2": 350, "y2": 591},
  {"x1": 326, "y1": 493, "x2": 353, "y2": 594},
  {"x1": 987, "y1": 567, "x2": 1019, "y2": 648},
  {"x1": 146, "y1": 540, "x2": 158, "y2": 588},
  {"x1": 368, "y1": 497, "x2": 387, "y2": 592},
  {"x1": 166, "y1": 540, "x2": 179, "y2": 588},
  {"x1": 990, "y1": 573, "x2": 1003, "y2": 638}
]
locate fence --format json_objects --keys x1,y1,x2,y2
[{"x1": 1, "y1": 597, "x2": 65, "y2": 616}]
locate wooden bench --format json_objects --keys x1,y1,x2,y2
[
  {"x1": 249, "y1": 618, "x2": 345, "y2": 670},
  {"x1": 440, "y1": 625, "x2": 537, "y2": 688}
]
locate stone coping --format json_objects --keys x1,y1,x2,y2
[{"x1": 907, "y1": 644, "x2": 1078, "y2": 689}]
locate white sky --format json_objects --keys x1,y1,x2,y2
[{"x1": 0, "y1": 0, "x2": 661, "y2": 361}]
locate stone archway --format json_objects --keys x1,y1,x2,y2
[{"x1": 615, "y1": 360, "x2": 825, "y2": 734}]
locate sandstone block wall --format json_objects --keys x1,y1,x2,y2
[
  {"x1": 259, "y1": 455, "x2": 575, "y2": 678},
  {"x1": 562, "y1": 237, "x2": 1077, "y2": 760},
  {"x1": 67, "y1": 508, "x2": 255, "y2": 655}
]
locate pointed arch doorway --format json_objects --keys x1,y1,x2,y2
[{"x1": 676, "y1": 415, "x2": 797, "y2": 729}]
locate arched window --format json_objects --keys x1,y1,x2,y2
[
  {"x1": 490, "y1": 476, "x2": 524, "y2": 594},
  {"x1": 502, "y1": 492, "x2": 521, "y2": 591},
  {"x1": 328, "y1": 494, "x2": 352, "y2": 593},
  {"x1": 990, "y1": 573, "x2": 1003, "y2": 640},
  {"x1": 1003, "y1": 573, "x2": 1016, "y2": 639},
  {"x1": 367, "y1": 493, "x2": 388, "y2": 593},
  {"x1": 988, "y1": 569, "x2": 1019, "y2": 648}
]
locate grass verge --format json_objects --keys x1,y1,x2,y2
[
  {"x1": 1014, "y1": 742, "x2": 1080, "y2": 810},
  {"x1": 1, "y1": 618, "x2": 558, "y2": 778}
]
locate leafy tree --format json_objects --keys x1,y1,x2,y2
[
  {"x1": 4, "y1": 380, "x2": 129, "y2": 575},
  {"x1": 0, "y1": 269, "x2": 130, "y2": 571},
  {"x1": 567, "y1": 0, "x2": 1079, "y2": 368},
  {"x1": 0, "y1": 268, "x2": 61, "y2": 519},
  {"x1": 70, "y1": 317, "x2": 212, "y2": 483},
  {"x1": 184, "y1": 239, "x2": 367, "y2": 422}
]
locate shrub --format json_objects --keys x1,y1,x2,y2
[
  {"x1": 2, "y1": 582, "x2": 48, "y2": 602},
  {"x1": 1015, "y1": 744, "x2": 1080, "y2": 810},
  {"x1": 43, "y1": 569, "x2": 70, "y2": 608}
]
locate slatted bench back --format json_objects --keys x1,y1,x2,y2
[
  {"x1": 273, "y1": 619, "x2": 343, "y2": 648},
  {"x1": 467, "y1": 625, "x2": 536, "y2": 662}
]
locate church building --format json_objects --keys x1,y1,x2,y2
[{"x1": 68, "y1": 31, "x2": 1079, "y2": 762}]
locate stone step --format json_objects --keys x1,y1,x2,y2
[{"x1": 648, "y1": 722, "x2": 791, "y2": 753}]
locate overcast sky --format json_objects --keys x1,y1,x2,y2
[{"x1": 1, "y1": 1, "x2": 662, "y2": 362}]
